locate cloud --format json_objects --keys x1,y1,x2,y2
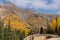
[{"x1": 8, "y1": 0, "x2": 60, "y2": 14}]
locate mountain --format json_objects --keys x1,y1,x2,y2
[
  {"x1": 0, "y1": 1, "x2": 60, "y2": 31},
  {"x1": 0, "y1": 1, "x2": 30, "y2": 32}
]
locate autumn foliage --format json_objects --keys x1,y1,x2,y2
[
  {"x1": 48, "y1": 17, "x2": 60, "y2": 34},
  {"x1": 4, "y1": 12, "x2": 30, "y2": 37}
]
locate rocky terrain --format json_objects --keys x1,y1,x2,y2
[
  {"x1": 0, "y1": 1, "x2": 60, "y2": 40},
  {"x1": 24, "y1": 34, "x2": 60, "y2": 40},
  {"x1": 0, "y1": 1, "x2": 30, "y2": 32},
  {"x1": 0, "y1": 1, "x2": 60, "y2": 31}
]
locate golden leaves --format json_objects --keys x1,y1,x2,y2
[
  {"x1": 50, "y1": 19, "x2": 56, "y2": 31},
  {"x1": 4, "y1": 13, "x2": 30, "y2": 36},
  {"x1": 50, "y1": 17, "x2": 60, "y2": 32}
]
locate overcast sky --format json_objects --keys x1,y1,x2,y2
[{"x1": 0, "y1": 0, "x2": 60, "y2": 14}]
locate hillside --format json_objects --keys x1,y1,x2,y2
[
  {"x1": 0, "y1": 2, "x2": 30, "y2": 33},
  {"x1": 0, "y1": 1, "x2": 60, "y2": 32},
  {"x1": 0, "y1": 1, "x2": 60, "y2": 40}
]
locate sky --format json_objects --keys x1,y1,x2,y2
[{"x1": 0, "y1": 0, "x2": 60, "y2": 14}]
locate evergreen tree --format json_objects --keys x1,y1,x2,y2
[
  {"x1": 4, "y1": 19, "x2": 15, "y2": 40},
  {"x1": 0, "y1": 17, "x2": 27, "y2": 40},
  {"x1": 16, "y1": 30, "x2": 25, "y2": 40},
  {"x1": 0, "y1": 19, "x2": 4, "y2": 40},
  {"x1": 47, "y1": 24, "x2": 53, "y2": 34}
]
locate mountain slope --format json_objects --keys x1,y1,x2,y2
[
  {"x1": 4, "y1": 1, "x2": 60, "y2": 29},
  {"x1": 0, "y1": 1, "x2": 30, "y2": 33},
  {"x1": 0, "y1": 1, "x2": 60, "y2": 31}
]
